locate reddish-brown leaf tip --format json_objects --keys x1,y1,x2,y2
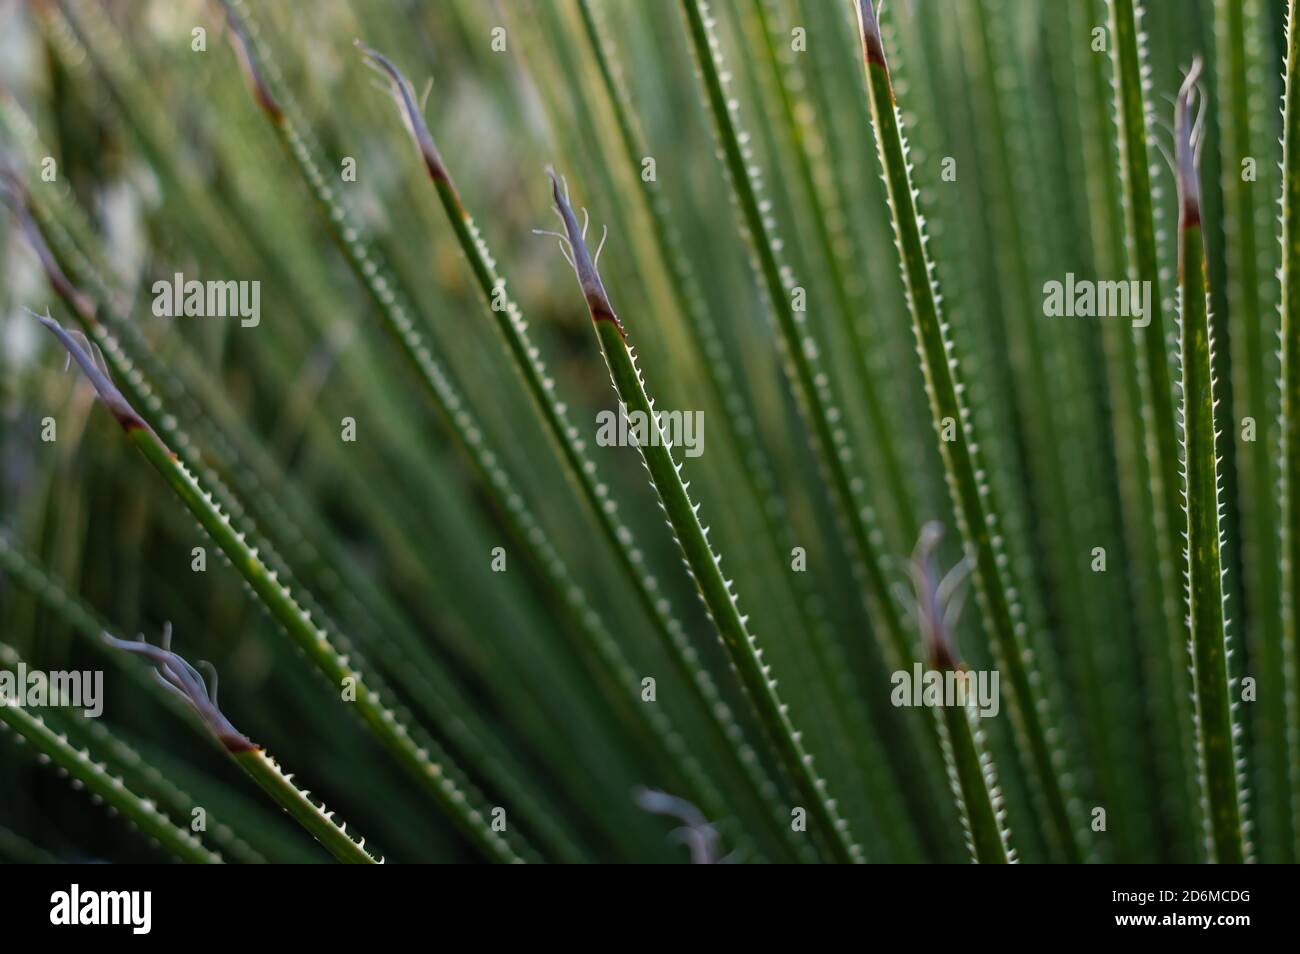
[
  {"x1": 0, "y1": 172, "x2": 97, "y2": 323},
  {"x1": 355, "y1": 40, "x2": 455, "y2": 188},
  {"x1": 1175, "y1": 57, "x2": 1205, "y2": 230},
  {"x1": 908, "y1": 523, "x2": 971, "y2": 672},
  {"x1": 103, "y1": 626, "x2": 258, "y2": 754},
  {"x1": 25, "y1": 307, "x2": 170, "y2": 452},
  {"x1": 546, "y1": 170, "x2": 626, "y2": 339},
  {"x1": 214, "y1": 0, "x2": 285, "y2": 124},
  {"x1": 855, "y1": 0, "x2": 889, "y2": 69}
]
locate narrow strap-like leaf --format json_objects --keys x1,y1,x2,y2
[
  {"x1": 676, "y1": 0, "x2": 915, "y2": 681},
  {"x1": 25, "y1": 306, "x2": 530, "y2": 864},
  {"x1": 548, "y1": 171, "x2": 863, "y2": 864},
  {"x1": 1106, "y1": 0, "x2": 1200, "y2": 845},
  {"x1": 100, "y1": 630, "x2": 383, "y2": 864},
  {"x1": 0, "y1": 83, "x2": 595, "y2": 867},
  {"x1": 1214, "y1": 0, "x2": 1291, "y2": 863},
  {"x1": 569, "y1": 0, "x2": 935, "y2": 860},
  {"x1": 232, "y1": 749, "x2": 381, "y2": 864},
  {"x1": 1067, "y1": 0, "x2": 1186, "y2": 860},
  {"x1": 849, "y1": 0, "x2": 1082, "y2": 862},
  {"x1": 907, "y1": 525, "x2": 1015, "y2": 864},
  {"x1": 353, "y1": 41, "x2": 773, "y2": 856},
  {"x1": 0, "y1": 684, "x2": 221, "y2": 864},
  {"x1": 1278, "y1": 0, "x2": 1300, "y2": 863},
  {"x1": 1173, "y1": 60, "x2": 1251, "y2": 864},
  {"x1": 746, "y1": 0, "x2": 918, "y2": 543}
]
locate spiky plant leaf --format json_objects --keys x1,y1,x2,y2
[
  {"x1": 547, "y1": 170, "x2": 861, "y2": 864},
  {"x1": 25, "y1": 305, "x2": 529, "y2": 864},
  {"x1": 906, "y1": 524, "x2": 1015, "y2": 864},
  {"x1": 1214, "y1": 0, "x2": 1290, "y2": 864},
  {"x1": 102, "y1": 630, "x2": 381, "y2": 864},
  {"x1": 1279, "y1": 0, "x2": 1300, "y2": 864},
  {"x1": 352, "y1": 42, "x2": 775, "y2": 855},
  {"x1": 848, "y1": 0, "x2": 1081, "y2": 862},
  {"x1": 0, "y1": 644, "x2": 221, "y2": 865},
  {"x1": 1106, "y1": 0, "x2": 1200, "y2": 847},
  {"x1": 1173, "y1": 60, "x2": 1250, "y2": 865}
]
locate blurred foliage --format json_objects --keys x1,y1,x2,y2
[{"x1": 0, "y1": 0, "x2": 1290, "y2": 863}]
